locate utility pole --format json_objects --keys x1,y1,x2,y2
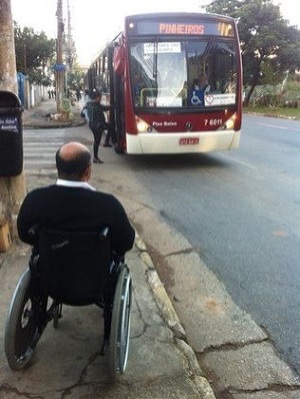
[
  {"x1": 0, "y1": 0, "x2": 26, "y2": 239},
  {"x1": 67, "y1": 0, "x2": 73, "y2": 69},
  {"x1": 56, "y1": 0, "x2": 65, "y2": 113}
]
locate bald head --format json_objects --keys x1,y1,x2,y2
[{"x1": 56, "y1": 142, "x2": 92, "y2": 181}]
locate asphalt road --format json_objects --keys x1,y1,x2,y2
[{"x1": 122, "y1": 114, "x2": 300, "y2": 375}]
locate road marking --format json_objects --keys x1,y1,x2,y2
[
  {"x1": 218, "y1": 153, "x2": 257, "y2": 170},
  {"x1": 260, "y1": 123, "x2": 288, "y2": 130},
  {"x1": 24, "y1": 160, "x2": 55, "y2": 164},
  {"x1": 23, "y1": 131, "x2": 64, "y2": 171},
  {"x1": 260, "y1": 122, "x2": 300, "y2": 132}
]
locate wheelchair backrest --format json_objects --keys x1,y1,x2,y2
[{"x1": 38, "y1": 227, "x2": 112, "y2": 305}]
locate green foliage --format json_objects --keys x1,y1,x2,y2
[
  {"x1": 13, "y1": 21, "x2": 84, "y2": 91},
  {"x1": 246, "y1": 74, "x2": 300, "y2": 110},
  {"x1": 206, "y1": 0, "x2": 300, "y2": 104},
  {"x1": 67, "y1": 64, "x2": 85, "y2": 91},
  {"x1": 14, "y1": 22, "x2": 56, "y2": 84}
]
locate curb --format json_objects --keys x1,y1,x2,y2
[
  {"x1": 23, "y1": 119, "x2": 86, "y2": 130},
  {"x1": 134, "y1": 233, "x2": 216, "y2": 399}
]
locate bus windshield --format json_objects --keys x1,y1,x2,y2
[{"x1": 129, "y1": 38, "x2": 238, "y2": 109}]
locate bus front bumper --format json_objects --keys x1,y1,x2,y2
[{"x1": 125, "y1": 130, "x2": 241, "y2": 154}]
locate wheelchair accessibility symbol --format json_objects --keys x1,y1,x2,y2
[{"x1": 191, "y1": 91, "x2": 204, "y2": 105}]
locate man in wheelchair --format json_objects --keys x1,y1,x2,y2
[
  {"x1": 5, "y1": 141, "x2": 135, "y2": 377},
  {"x1": 17, "y1": 141, "x2": 135, "y2": 256}
]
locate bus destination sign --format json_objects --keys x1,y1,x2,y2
[{"x1": 128, "y1": 20, "x2": 234, "y2": 37}]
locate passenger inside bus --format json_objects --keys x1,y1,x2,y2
[{"x1": 189, "y1": 74, "x2": 210, "y2": 106}]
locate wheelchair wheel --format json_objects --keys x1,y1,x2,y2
[
  {"x1": 4, "y1": 268, "x2": 43, "y2": 370},
  {"x1": 108, "y1": 264, "x2": 132, "y2": 381}
]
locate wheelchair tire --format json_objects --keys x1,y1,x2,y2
[
  {"x1": 4, "y1": 268, "x2": 41, "y2": 370},
  {"x1": 108, "y1": 264, "x2": 132, "y2": 381}
]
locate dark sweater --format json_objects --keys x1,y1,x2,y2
[
  {"x1": 17, "y1": 185, "x2": 135, "y2": 256},
  {"x1": 86, "y1": 100, "x2": 110, "y2": 129}
]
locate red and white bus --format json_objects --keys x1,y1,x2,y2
[{"x1": 85, "y1": 12, "x2": 243, "y2": 154}]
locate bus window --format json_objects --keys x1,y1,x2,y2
[
  {"x1": 129, "y1": 41, "x2": 187, "y2": 108},
  {"x1": 187, "y1": 39, "x2": 238, "y2": 107},
  {"x1": 130, "y1": 38, "x2": 238, "y2": 109},
  {"x1": 129, "y1": 43, "x2": 157, "y2": 106},
  {"x1": 212, "y1": 41, "x2": 237, "y2": 95}
]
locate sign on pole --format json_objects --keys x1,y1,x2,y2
[{"x1": 53, "y1": 64, "x2": 66, "y2": 72}]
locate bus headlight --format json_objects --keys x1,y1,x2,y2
[
  {"x1": 218, "y1": 112, "x2": 236, "y2": 130},
  {"x1": 135, "y1": 116, "x2": 150, "y2": 132}
]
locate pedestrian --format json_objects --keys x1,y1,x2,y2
[
  {"x1": 86, "y1": 91, "x2": 113, "y2": 164},
  {"x1": 17, "y1": 141, "x2": 135, "y2": 258},
  {"x1": 189, "y1": 74, "x2": 210, "y2": 106},
  {"x1": 80, "y1": 89, "x2": 91, "y2": 122}
]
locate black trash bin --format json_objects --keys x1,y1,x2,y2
[{"x1": 0, "y1": 90, "x2": 23, "y2": 177}]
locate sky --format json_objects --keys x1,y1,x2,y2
[{"x1": 10, "y1": 0, "x2": 300, "y2": 67}]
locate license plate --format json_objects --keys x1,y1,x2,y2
[{"x1": 179, "y1": 137, "x2": 199, "y2": 145}]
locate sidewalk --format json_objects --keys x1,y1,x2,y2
[
  {"x1": 22, "y1": 97, "x2": 86, "y2": 129},
  {"x1": 0, "y1": 99, "x2": 216, "y2": 398}
]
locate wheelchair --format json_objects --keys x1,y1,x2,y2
[{"x1": 4, "y1": 227, "x2": 132, "y2": 381}]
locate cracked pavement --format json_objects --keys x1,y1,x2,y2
[
  {"x1": 129, "y1": 204, "x2": 300, "y2": 399},
  {"x1": 0, "y1": 237, "x2": 214, "y2": 399}
]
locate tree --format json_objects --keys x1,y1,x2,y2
[
  {"x1": 206, "y1": 0, "x2": 300, "y2": 104},
  {"x1": 67, "y1": 63, "x2": 85, "y2": 92},
  {"x1": 0, "y1": 0, "x2": 26, "y2": 239},
  {"x1": 14, "y1": 23, "x2": 56, "y2": 84}
]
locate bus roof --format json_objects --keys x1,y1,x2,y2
[{"x1": 125, "y1": 12, "x2": 236, "y2": 22}]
